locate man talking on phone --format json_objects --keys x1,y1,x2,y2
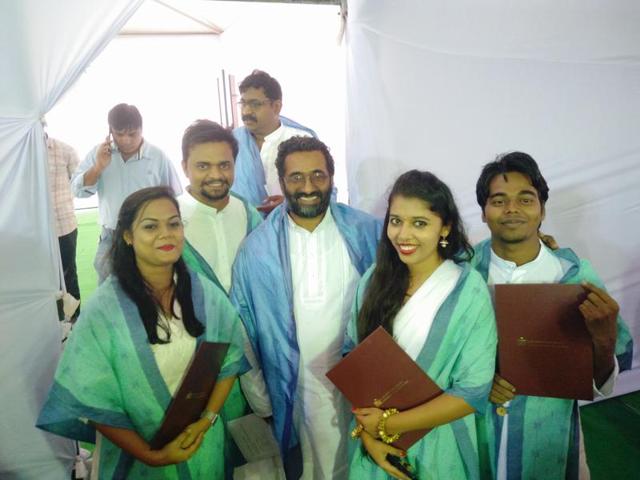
[{"x1": 71, "y1": 103, "x2": 182, "y2": 283}]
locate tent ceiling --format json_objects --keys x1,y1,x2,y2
[{"x1": 121, "y1": 0, "x2": 340, "y2": 35}]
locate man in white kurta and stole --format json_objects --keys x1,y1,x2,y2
[
  {"x1": 232, "y1": 70, "x2": 315, "y2": 213},
  {"x1": 471, "y1": 152, "x2": 633, "y2": 480},
  {"x1": 177, "y1": 120, "x2": 272, "y2": 474},
  {"x1": 178, "y1": 119, "x2": 262, "y2": 293},
  {"x1": 230, "y1": 136, "x2": 381, "y2": 479}
]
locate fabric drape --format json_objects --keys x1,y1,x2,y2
[
  {"x1": 0, "y1": 1, "x2": 143, "y2": 477},
  {"x1": 345, "y1": 0, "x2": 640, "y2": 389}
]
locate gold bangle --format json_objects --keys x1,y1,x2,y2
[
  {"x1": 377, "y1": 408, "x2": 401, "y2": 444},
  {"x1": 351, "y1": 423, "x2": 364, "y2": 439}
]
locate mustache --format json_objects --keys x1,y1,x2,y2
[
  {"x1": 293, "y1": 192, "x2": 322, "y2": 200},
  {"x1": 242, "y1": 114, "x2": 257, "y2": 122},
  {"x1": 203, "y1": 179, "x2": 229, "y2": 186}
]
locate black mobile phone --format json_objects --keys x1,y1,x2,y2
[{"x1": 387, "y1": 454, "x2": 418, "y2": 480}]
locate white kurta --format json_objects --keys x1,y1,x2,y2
[
  {"x1": 178, "y1": 192, "x2": 248, "y2": 293},
  {"x1": 260, "y1": 124, "x2": 312, "y2": 196},
  {"x1": 288, "y1": 210, "x2": 359, "y2": 480},
  {"x1": 488, "y1": 241, "x2": 618, "y2": 480},
  {"x1": 178, "y1": 192, "x2": 272, "y2": 417}
]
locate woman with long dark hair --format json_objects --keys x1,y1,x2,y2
[
  {"x1": 37, "y1": 186, "x2": 249, "y2": 479},
  {"x1": 347, "y1": 171, "x2": 497, "y2": 479}
]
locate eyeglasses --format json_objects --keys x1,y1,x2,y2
[
  {"x1": 284, "y1": 171, "x2": 329, "y2": 186},
  {"x1": 237, "y1": 99, "x2": 272, "y2": 110}
]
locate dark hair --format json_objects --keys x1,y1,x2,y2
[
  {"x1": 239, "y1": 70, "x2": 282, "y2": 101},
  {"x1": 108, "y1": 103, "x2": 142, "y2": 131},
  {"x1": 275, "y1": 136, "x2": 335, "y2": 179},
  {"x1": 476, "y1": 151, "x2": 549, "y2": 208},
  {"x1": 357, "y1": 170, "x2": 473, "y2": 341},
  {"x1": 181, "y1": 119, "x2": 239, "y2": 163},
  {"x1": 112, "y1": 186, "x2": 204, "y2": 344}
]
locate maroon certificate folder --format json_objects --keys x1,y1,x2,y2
[
  {"x1": 495, "y1": 284, "x2": 593, "y2": 401},
  {"x1": 150, "y1": 341, "x2": 229, "y2": 449},
  {"x1": 326, "y1": 327, "x2": 442, "y2": 450}
]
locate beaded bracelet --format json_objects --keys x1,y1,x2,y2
[{"x1": 377, "y1": 408, "x2": 401, "y2": 444}]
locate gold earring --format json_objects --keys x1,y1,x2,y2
[{"x1": 439, "y1": 236, "x2": 449, "y2": 248}]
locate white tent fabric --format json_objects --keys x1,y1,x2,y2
[
  {"x1": 0, "y1": 1, "x2": 143, "y2": 477},
  {"x1": 345, "y1": 0, "x2": 640, "y2": 393}
]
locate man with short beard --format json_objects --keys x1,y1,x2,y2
[
  {"x1": 230, "y1": 136, "x2": 382, "y2": 479},
  {"x1": 232, "y1": 70, "x2": 315, "y2": 213},
  {"x1": 178, "y1": 119, "x2": 272, "y2": 472},
  {"x1": 471, "y1": 152, "x2": 633, "y2": 480},
  {"x1": 178, "y1": 119, "x2": 262, "y2": 293}
]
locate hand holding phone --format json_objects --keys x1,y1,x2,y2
[{"x1": 96, "y1": 134, "x2": 113, "y2": 172}]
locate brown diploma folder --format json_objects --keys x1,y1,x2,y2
[
  {"x1": 326, "y1": 326, "x2": 442, "y2": 450},
  {"x1": 150, "y1": 341, "x2": 230, "y2": 449},
  {"x1": 495, "y1": 284, "x2": 593, "y2": 401}
]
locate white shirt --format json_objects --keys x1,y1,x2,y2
[
  {"x1": 489, "y1": 241, "x2": 618, "y2": 480},
  {"x1": 177, "y1": 192, "x2": 272, "y2": 416},
  {"x1": 288, "y1": 209, "x2": 359, "y2": 480},
  {"x1": 178, "y1": 192, "x2": 247, "y2": 293},
  {"x1": 261, "y1": 124, "x2": 312, "y2": 196},
  {"x1": 150, "y1": 303, "x2": 197, "y2": 396}
]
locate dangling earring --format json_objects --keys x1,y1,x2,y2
[{"x1": 439, "y1": 236, "x2": 449, "y2": 248}]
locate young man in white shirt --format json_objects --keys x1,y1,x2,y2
[
  {"x1": 179, "y1": 119, "x2": 262, "y2": 293},
  {"x1": 471, "y1": 151, "x2": 633, "y2": 480}
]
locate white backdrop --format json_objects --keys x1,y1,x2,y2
[
  {"x1": 0, "y1": 1, "x2": 142, "y2": 477},
  {"x1": 345, "y1": 0, "x2": 640, "y2": 392},
  {"x1": 1, "y1": 0, "x2": 639, "y2": 476}
]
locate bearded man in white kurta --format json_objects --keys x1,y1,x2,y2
[
  {"x1": 178, "y1": 120, "x2": 262, "y2": 294},
  {"x1": 230, "y1": 136, "x2": 381, "y2": 479},
  {"x1": 177, "y1": 120, "x2": 271, "y2": 473}
]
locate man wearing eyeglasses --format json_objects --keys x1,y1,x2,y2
[
  {"x1": 71, "y1": 103, "x2": 181, "y2": 283},
  {"x1": 230, "y1": 136, "x2": 382, "y2": 479},
  {"x1": 233, "y1": 70, "x2": 316, "y2": 214}
]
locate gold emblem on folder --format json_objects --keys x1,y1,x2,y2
[
  {"x1": 516, "y1": 337, "x2": 567, "y2": 349},
  {"x1": 186, "y1": 391, "x2": 207, "y2": 400},
  {"x1": 373, "y1": 380, "x2": 409, "y2": 408}
]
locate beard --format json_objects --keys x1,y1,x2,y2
[
  {"x1": 199, "y1": 180, "x2": 230, "y2": 202},
  {"x1": 285, "y1": 185, "x2": 331, "y2": 219}
]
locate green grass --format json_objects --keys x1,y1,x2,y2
[{"x1": 76, "y1": 209, "x2": 99, "y2": 300}]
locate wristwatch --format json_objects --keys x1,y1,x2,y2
[{"x1": 200, "y1": 409, "x2": 219, "y2": 426}]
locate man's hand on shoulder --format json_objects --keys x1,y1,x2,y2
[
  {"x1": 538, "y1": 231, "x2": 559, "y2": 250},
  {"x1": 256, "y1": 195, "x2": 284, "y2": 215}
]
